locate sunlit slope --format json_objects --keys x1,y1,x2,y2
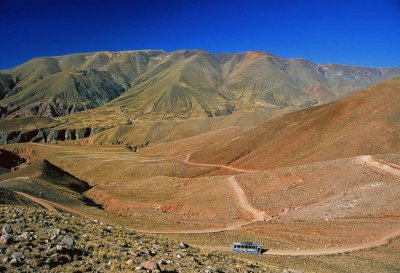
[
  {"x1": 1, "y1": 50, "x2": 399, "y2": 123},
  {"x1": 191, "y1": 77, "x2": 400, "y2": 170},
  {"x1": 0, "y1": 70, "x2": 126, "y2": 118},
  {"x1": 0, "y1": 51, "x2": 164, "y2": 118}
]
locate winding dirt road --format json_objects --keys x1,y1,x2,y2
[
  {"x1": 7, "y1": 152, "x2": 400, "y2": 256},
  {"x1": 11, "y1": 177, "x2": 264, "y2": 235},
  {"x1": 138, "y1": 176, "x2": 268, "y2": 234},
  {"x1": 185, "y1": 153, "x2": 400, "y2": 255}
]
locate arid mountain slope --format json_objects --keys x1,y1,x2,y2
[
  {"x1": 0, "y1": 73, "x2": 15, "y2": 99},
  {"x1": 190, "y1": 77, "x2": 400, "y2": 170},
  {"x1": 1, "y1": 50, "x2": 399, "y2": 121},
  {"x1": 0, "y1": 51, "x2": 163, "y2": 118},
  {"x1": 0, "y1": 70, "x2": 127, "y2": 118}
]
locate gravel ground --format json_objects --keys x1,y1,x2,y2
[{"x1": 0, "y1": 206, "x2": 277, "y2": 273}]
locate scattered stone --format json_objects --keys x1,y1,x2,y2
[
  {"x1": 15, "y1": 217, "x2": 25, "y2": 224},
  {"x1": 61, "y1": 235, "x2": 75, "y2": 248},
  {"x1": 0, "y1": 234, "x2": 13, "y2": 244},
  {"x1": 179, "y1": 242, "x2": 189, "y2": 249},
  {"x1": 51, "y1": 228, "x2": 61, "y2": 237},
  {"x1": 140, "y1": 260, "x2": 160, "y2": 271},
  {"x1": 0, "y1": 206, "x2": 270, "y2": 272},
  {"x1": 2, "y1": 224, "x2": 13, "y2": 235},
  {"x1": 11, "y1": 251, "x2": 24, "y2": 260},
  {"x1": 105, "y1": 225, "x2": 113, "y2": 232},
  {"x1": 19, "y1": 232, "x2": 29, "y2": 240}
]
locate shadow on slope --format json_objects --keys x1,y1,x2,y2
[
  {"x1": 0, "y1": 148, "x2": 26, "y2": 169},
  {"x1": 0, "y1": 159, "x2": 101, "y2": 209},
  {"x1": 0, "y1": 188, "x2": 36, "y2": 206}
]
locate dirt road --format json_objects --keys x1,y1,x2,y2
[
  {"x1": 139, "y1": 176, "x2": 268, "y2": 234},
  {"x1": 15, "y1": 191, "x2": 97, "y2": 220},
  {"x1": 227, "y1": 176, "x2": 269, "y2": 221},
  {"x1": 15, "y1": 191, "x2": 57, "y2": 212},
  {"x1": 357, "y1": 155, "x2": 400, "y2": 177},
  {"x1": 200, "y1": 228, "x2": 400, "y2": 256},
  {"x1": 184, "y1": 152, "x2": 259, "y2": 173},
  {"x1": 266, "y1": 228, "x2": 400, "y2": 256}
]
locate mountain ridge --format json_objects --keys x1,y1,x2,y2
[{"x1": 1, "y1": 49, "x2": 399, "y2": 121}]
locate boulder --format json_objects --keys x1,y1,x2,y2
[
  {"x1": 179, "y1": 242, "x2": 189, "y2": 249},
  {"x1": 2, "y1": 224, "x2": 13, "y2": 235},
  {"x1": 0, "y1": 234, "x2": 13, "y2": 244},
  {"x1": 139, "y1": 260, "x2": 160, "y2": 271},
  {"x1": 11, "y1": 251, "x2": 24, "y2": 260},
  {"x1": 61, "y1": 235, "x2": 75, "y2": 248}
]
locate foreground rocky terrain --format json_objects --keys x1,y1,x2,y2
[{"x1": 0, "y1": 206, "x2": 277, "y2": 273}]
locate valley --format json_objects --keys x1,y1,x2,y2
[{"x1": 1, "y1": 50, "x2": 400, "y2": 273}]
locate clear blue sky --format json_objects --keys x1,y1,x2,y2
[{"x1": 0, "y1": 0, "x2": 399, "y2": 69}]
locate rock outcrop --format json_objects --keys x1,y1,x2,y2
[
  {"x1": 0, "y1": 148, "x2": 26, "y2": 169},
  {"x1": 0, "y1": 74, "x2": 15, "y2": 99},
  {"x1": 0, "y1": 69, "x2": 128, "y2": 119},
  {"x1": 0, "y1": 127, "x2": 106, "y2": 145}
]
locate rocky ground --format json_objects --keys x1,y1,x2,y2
[{"x1": 0, "y1": 206, "x2": 277, "y2": 273}]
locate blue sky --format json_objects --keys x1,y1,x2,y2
[{"x1": 0, "y1": 0, "x2": 399, "y2": 69}]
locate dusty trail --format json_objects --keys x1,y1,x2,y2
[
  {"x1": 139, "y1": 176, "x2": 267, "y2": 234},
  {"x1": 0, "y1": 177, "x2": 30, "y2": 184},
  {"x1": 14, "y1": 191, "x2": 97, "y2": 220},
  {"x1": 260, "y1": 155, "x2": 400, "y2": 256},
  {"x1": 227, "y1": 176, "x2": 269, "y2": 221},
  {"x1": 15, "y1": 191, "x2": 57, "y2": 212},
  {"x1": 184, "y1": 152, "x2": 259, "y2": 173},
  {"x1": 266, "y1": 229, "x2": 400, "y2": 256},
  {"x1": 199, "y1": 228, "x2": 400, "y2": 256},
  {"x1": 357, "y1": 155, "x2": 400, "y2": 177}
]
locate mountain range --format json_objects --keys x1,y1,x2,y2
[{"x1": 1, "y1": 50, "x2": 399, "y2": 122}]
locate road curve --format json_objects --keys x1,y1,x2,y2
[
  {"x1": 139, "y1": 176, "x2": 267, "y2": 234},
  {"x1": 227, "y1": 176, "x2": 269, "y2": 221},
  {"x1": 266, "y1": 229, "x2": 400, "y2": 256},
  {"x1": 265, "y1": 155, "x2": 400, "y2": 256},
  {"x1": 198, "y1": 229, "x2": 400, "y2": 256}
]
